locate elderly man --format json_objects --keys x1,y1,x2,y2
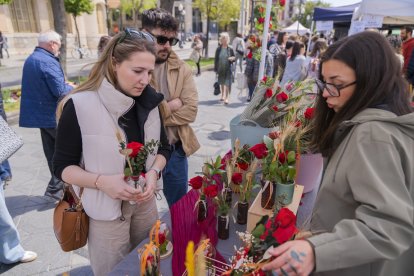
[
  {"x1": 142, "y1": 8, "x2": 200, "y2": 207},
  {"x1": 19, "y1": 30, "x2": 74, "y2": 200}
]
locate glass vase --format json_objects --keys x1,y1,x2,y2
[
  {"x1": 261, "y1": 180, "x2": 275, "y2": 209},
  {"x1": 197, "y1": 196, "x2": 208, "y2": 223},
  {"x1": 217, "y1": 214, "x2": 230, "y2": 240},
  {"x1": 236, "y1": 201, "x2": 249, "y2": 225},
  {"x1": 127, "y1": 175, "x2": 146, "y2": 205}
]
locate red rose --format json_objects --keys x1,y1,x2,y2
[
  {"x1": 268, "y1": 131, "x2": 279, "y2": 140},
  {"x1": 272, "y1": 224, "x2": 297, "y2": 244},
  {"x1": 126, "y1": 141, "x2": 144, "y2": 157},
  {"x1": 231, "y1": 173, "x2": 243, "y2": 185},
  {"x1": 285, "y1": 82, "x2": 294, "y2": 92},
  {"x1": 279, "y1": 0, "x2": 286, "y2": 7},
  {"x1": 237, "y1": 162, "x2": 249, "y2": 171},
  {"x1": 294, "y1": 120, "x2": 302, "y2": 127},
  {"x1": 276, "y1": 92, "x2": 288, "y2": 103},
  {"x1": 278, "y1": 151, "x2": 286, "y2": 164},
  {"x1": 275, "y1": 208, "x2": 296, "y2": 227},
  {"x1": 265, "y1": 88, "x2": 273, "y2": 99},
  {"x1": 189, "y1": 176, "x2": 203, "y2": 190},
  {"x1": 249, "y1": 143, "x2": 268, "y2": 159},
  {"x1": 262, "y1": 76, "x2": 267, "y2": 82},
  {"x1": 203, "y1": 185, "x2": 218, "y2": 198},
  {"x1": 247, "y1": 51, "x2": 253, "y2": 59},
  {"x1": 258, "y1": 17, "x2": 265, "y2": 24},
  {"x1": 271, "y1": 105, "x2": 279, "y2": 112},
  {"x1": 158, "y1": 232, "x2": 166, "y2": 245},
  {"x1": 304, "y1": 107, "x2": 315, "y2": 119}
]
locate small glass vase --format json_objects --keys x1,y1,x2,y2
[
  {"x1": 197, "y1": 196, "x2": 208, "y2": 223},
  {"x1": 275, "y1": 182, "x2": 295, "y2": 206},
  {"x1": 127, "y1": 175, "x2": 146, "y2": 205},
  {"x1": 236, "y1": 201, "x2": 249, "y2": 225},
  {"x1": 217, "y1": 214, "x2": 230, "y2": 240},
  {"x1": 261, "y1": 180, "x2": 276, "y2": 210}
]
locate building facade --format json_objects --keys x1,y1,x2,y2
[{"x1": 0, "y1": 0, "x2": 107, "y2": 56}]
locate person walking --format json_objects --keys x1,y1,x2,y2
[
  {"x1": 401, "y1": 26, "x2": 414, "y2": 74},
  {"x1": 263, "y1": 31, "x2": 414, "y2": 276},
  {"x1": 214, "y1": 32, "x2": 236, "y2": 104},
  {"x1": 53, "y1": 29, "x2": 171, "y2": 275},
  {"x1": 142, "y1": 8, "x2": 200, "y2": 207},
  {"x1": 191, "y1": 34, "x2": 203, "y2": 76},
  {"x1": 19, "y1": 30, "x2": 74, "y2": 200},
  {"x1": 232, "y1": 33, "x2": 245, "y2": 75},
  {"x1": 0, "y1": 31, "x2": 4, "y2": 59}
]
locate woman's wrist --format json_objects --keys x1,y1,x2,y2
[{"x1": 94, "y1": 174, "x2": 102, "y2": 190}]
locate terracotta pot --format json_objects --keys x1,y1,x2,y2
[
  {"x1": 217, "y1": 215, "x2": 230, "y2": 240},
  {"x1": 197, "y1": 198, "x2": 208, "y2": 223},
  {"x1": 236, "y1": 201, "x2": 249, "y2": 225},
  {"x1": 261, "y1": 180, "x2": 275, "y2": 209}
]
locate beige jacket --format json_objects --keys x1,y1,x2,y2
[
  {"x1": 308, "y1": 108, "x2": 414, "y2": 276},
  {"x1": 70, "y1": 79, "x2": 161, "y2": 220},
  {"x1": 150, "y1": 51, "x2": 200, "y2": 156}
]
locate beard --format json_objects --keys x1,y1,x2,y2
[{"x1": 155, "y1": 49, "x2": 171, "y2": 64}]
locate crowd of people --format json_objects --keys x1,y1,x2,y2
[{"x1": 1, "y1": 9, "x2": 414, "y2": 276}]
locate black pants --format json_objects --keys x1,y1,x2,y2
[
  {"x1": 40, "y1": 128, "x2": 63, "y2": 193},
  {"x1": 196, "y1": 57, "x2": 201, "y2": 75}
]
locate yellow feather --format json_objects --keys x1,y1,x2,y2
[{"x1": 185, "y1": 241, "x2": 195, "y2": 276}]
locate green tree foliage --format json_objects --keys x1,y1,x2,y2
[
  {"x1": 0, "y1": 0, "x2": 13, "y2": 4},
  {"x1": 121, "y1": 0, "x2": 157, "y2": 28},
  {"x1": 64, "y1": 0, "x2": 94, "y2": 57},
  {"x1": 294, "y1": 1, "x2": 331, "y2": 29}
]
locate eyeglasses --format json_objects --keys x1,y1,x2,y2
[
  {"x1": 117, "y1": 28, "x2": 155, "y2": 45},
  {"x1": 315, "y1": 79, "x2": 357, "y2": 97},
  {"x1": 148, "y1": 32, "x2": 179, "y2": 46}
]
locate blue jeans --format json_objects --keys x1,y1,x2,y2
[
  {"x1": 0, "y1": 160, "x2": 12, "y2": 181},
  {"x1": 162, "y1": 144, "x2": 188, "y2": 207},
  {"x1": 0, "y1": 181, "x2": 25, "y2": 264}
]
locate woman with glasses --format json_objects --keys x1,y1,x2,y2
[
  {"x1": 263, "y1": 31, "x2": 414, "y2": 276},
  {"x1": 53, "y1": 29, "x2": 171, "y2": 275}
]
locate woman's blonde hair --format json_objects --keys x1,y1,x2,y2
[
  {"x1": 220, "y1": 32, "x2": 230, "y2": 45},
  {"x1": 56, "y1": 30, "x2": 156, "y2": 119}
]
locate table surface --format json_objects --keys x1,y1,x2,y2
[{"x1": 109, "y1": 187, "x2": 318, "y2": 275}]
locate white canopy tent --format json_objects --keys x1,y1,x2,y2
[
  {"x1": 282, "y1": 21, "x2": 311, "y2": 35},
  {"x1": 354, "y1": 0, "x2": 414, "y2": 25}
]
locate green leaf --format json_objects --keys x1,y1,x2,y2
[
  {"x1": 287, "y1": 151, "x2": 296, "y2": 164},
  {"x1": 263, "y1": 135, "x2": 273, "y2": 150},
  {"x1": 124, "y1": 167, "x2": 131, "y2": 176},
  {"x1": 251, "y1": 224, "x2": 265, "y2": 239}
]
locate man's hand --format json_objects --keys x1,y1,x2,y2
[
  {"x1": 262, "y1": 240, "x2": 315, "y2": 276},
  {"x1": 167, "y1": 98, "x2": 183, "y2": 112}
]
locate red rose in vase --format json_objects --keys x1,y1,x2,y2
[
  {"x1": 237, "y1": 162, "x2": 249, "y2": 171},
  {"x1": 231, "y1": 173, "x2": 243, "y2": 185},
  {"x1": 279, "y1": 0, "x2": 286, "y2": 7},
  {"x1": 189, "y1": 176, "x2": 203, "y2": 190},
  {"x1": 203, "y1": 185, "x2": 218, "y2": 198},
  {"x1": 249, "y1": 143, "x2": 268, "y2": 159},
  {"x1": 158, "y1": 232, "x2": 166, "y2": 245}
]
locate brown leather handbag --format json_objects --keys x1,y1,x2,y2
[{"x1": 53, "y1": 185, "x2": 89, "y2": 252}]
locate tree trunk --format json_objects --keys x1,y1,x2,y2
[
  {"x1": 205, "y1": 15, "x2": 210, "y2": 58},
  {"x1": 73, "y1": 14, "x2": 83, "y2": 59},
  {"x1": 51, "y1": 0, "x2": 67, "y2": 74},
  {"x1": 159, "y1": 0, "x2": 174, "y2": 13}
]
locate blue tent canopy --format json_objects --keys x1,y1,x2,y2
[{"x1": 313, "y1": 3, "x2": 361, "y2": 22}]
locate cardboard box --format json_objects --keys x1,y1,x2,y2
[{"x1": 246, "y1": 185, "x2": 304, "y2": 233}]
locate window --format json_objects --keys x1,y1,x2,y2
[{"x1": 9, "y1": 0, "x2": 38, "y2": 33}]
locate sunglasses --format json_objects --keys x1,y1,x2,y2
[
  {"x1": 117, "y1": 28, "x2": 155, "y2": 45},
  {"x1": 149, "y1": 33, "x2": 180, "y2": 46}
]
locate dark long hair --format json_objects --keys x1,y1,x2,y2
[
  {"x1": 311, "y1": 31, "x2": 412, "y2": 157},
  {"x1": 290, "y1": 41, "x2": 304, "y2": 61}
]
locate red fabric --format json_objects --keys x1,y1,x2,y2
[
  {"x1": 171, "y1": 190, "x2": 227, "y2": 275},
  {"x1": 402, "y1": 38, "x2": 414, "y2": 72}
]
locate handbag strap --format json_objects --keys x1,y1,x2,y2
[{"x1": 67, "y1": 185, "x2": 84, "y2": 210}]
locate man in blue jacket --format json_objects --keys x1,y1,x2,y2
[{"x1": 19, "y1": 30, "x2": 73, "y2": 200}]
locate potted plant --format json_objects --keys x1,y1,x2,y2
[{"x1": 235, "y1": 160, "x2": 258, "y2": 225}]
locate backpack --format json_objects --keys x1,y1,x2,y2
[{"x1": 236, "y1": 41, "x2": 244, "y2": 55}]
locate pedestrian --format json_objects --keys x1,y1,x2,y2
[
  {"x1": 190, "y1": 34, "x2": 203, "y2": 76},
  {"x1": 263, "y1": 31, "x2": 414, "y2": 276},
  {"x1": 0, "y1": 84, "x2": 12, "y2": 186},
  {"x1": 53, "y1": 29, "x2": 171, "y2": 275},
  {"x1": 232, "y1": 33, "x2": 245, "y2": 75},
  {"x1": 280, "y1": 41, "x2": 307, "y2": 87},
  {"x1": 0, "y1": 32, "x2": 9, "y2": 59},
  {"x1": 19, "y1": 30, "x2": 74, "y2": 200},
  {"x1": 214, "y1": 32, "x2": 236, "y2": 104},
  {"x1": 142, "y1": 8, "x2": 200, "y2": 207},
  {"x1": 97, "y1": 35, "x2": 111, "y2": 58},
  {"x1": 401, "y1": 26, "x2": 414, "y2": 74},
  {"x1": 0, "y1": 31, "x2": 4, "y2": 59}
]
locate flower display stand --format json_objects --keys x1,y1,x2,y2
[{"x1": 246, "y1": 185, "x2": 304, "y2": 233}]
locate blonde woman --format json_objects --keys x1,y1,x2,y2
[
  {"x1": 214, "y1": 32, "x2": 236, "y2": 104},
  {"x1": 53, "y1": 29, "x2": 171, "y2": 275}
]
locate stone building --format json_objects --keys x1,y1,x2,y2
[{"x1": 0, "y1": 0, "x2": 108, "y2": 56}]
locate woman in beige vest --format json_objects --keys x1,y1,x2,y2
[{"x1": 54, "y1": 29, "x2": 171, "y2": 275}]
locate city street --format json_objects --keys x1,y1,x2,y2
[{"x1": 0, "y1": 54, "x2": 249, "y2": 275}]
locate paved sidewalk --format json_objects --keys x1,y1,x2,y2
[{"x1": 0, "y1": 69, "x2": 249, "y2": 275}]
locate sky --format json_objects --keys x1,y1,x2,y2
[{"x1": 322, "y1": 0, "x2": 360, "y2": 7}]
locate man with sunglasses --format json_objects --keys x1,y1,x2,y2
[{"x1": 142, "y1": 8, "x2": 200, "y2": 207}]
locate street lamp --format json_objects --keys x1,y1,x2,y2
[{"x1": 178, "y1": 3, "x2": 186, "y2": 48}]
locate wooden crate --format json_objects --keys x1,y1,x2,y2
[{"x1": 246, "y1": 185, "x2": 304, "y2": 233}]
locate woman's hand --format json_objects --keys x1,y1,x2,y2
[
  {"x1": 137, "y1": 170, "x2": 157, "y2": 202},
  {"x1": 262, "y1": 240, "x2": 315, "y2": 276},
  {"x1": 97, "y1": 174, "x2": 141, "y2": 201}
]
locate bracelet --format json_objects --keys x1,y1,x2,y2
[
  {"x1": 148, "y1": 168, "x2": 161, "y2": 180},
  {"x1": 94, "y1": 174, "x2": 101, "y2": 190}
]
